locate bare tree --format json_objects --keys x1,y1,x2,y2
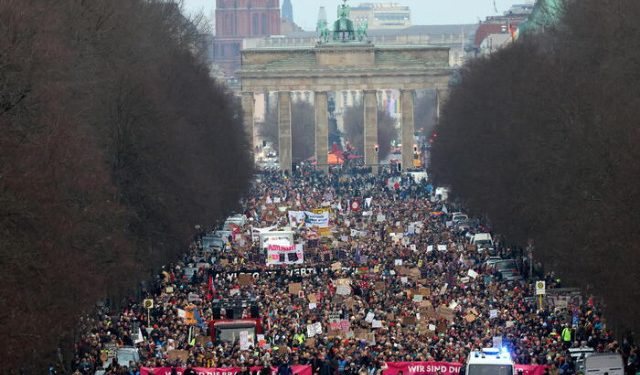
[{"x1": 431, "y1": 0, "x2": 640, "y2": 338}]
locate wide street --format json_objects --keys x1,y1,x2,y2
[{"x1": 74, "y1": 167, "x2": 614, "y2": 375}]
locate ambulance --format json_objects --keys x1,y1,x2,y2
[{"x1": 464, "y1": 348, "x2": 515, "y2": 375}]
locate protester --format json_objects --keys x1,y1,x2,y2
[{"x1": 73, "y1": 166, "x2": 622, "y2": 375}]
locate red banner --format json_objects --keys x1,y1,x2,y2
[
  {"x1": 141, "y1": 365, "x2": 312, "y2": 375},
  {"x1": 384, "y1": 361, "x2": 462, "y2": 375},
  {"x1": 383, "y1": 362, "x2": 546, "y2": 375}
]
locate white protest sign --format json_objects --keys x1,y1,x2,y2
[
  {"x1": 437, "y1": 244, "x2": 447, "y2": 252},
  {"x1": 468, "y1": 269, "x2": 479, "y2": 279},
  {"x1": 304, "y1": 211, "x2": 329, "y2": 227},
  {"x1": 490, "y1": 309, "x2": 498, "y2": 319},
  {"x1": 365, "y1": 312, "x2": 375, "y2": 323},
  {"x1": 336, "y1": 285, "x2": 352, "y2": 296},
  {"x1": 372, "y1": 320, "x2": 383, "y2": 328}
]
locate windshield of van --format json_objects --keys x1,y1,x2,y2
[{"x1": 467, "y1": 365, "x2": 513, "y2": 375}]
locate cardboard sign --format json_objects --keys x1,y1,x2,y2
[
  {"x1": 355, "y1": 329, "x2": 370, "y2": 340},
  {"x1": 403, "y1": 316, "x2": 417, "y2": 326},
  {"x1": 288, "y1": 283, "x2": 302, "y2": 295},
  {"x1": 465, "y1": 314, "x2": 477, "y2": 323},
  {"x1": 331, "y1": 262, "x2": 342, "y2": 271},
  {"x1": 167, "y1": 350, "x2": 190, "y2": 362},
  {"x1": 345, "y1": 298, "x2": 355, "y2": 309},
  {"x1": 375, "y1": 281, "x2": 386, "y2": 290},
  {"x1": 407, "y1": 268, "x2": 421, "y2": 279},
  {"x1": 436, "y1": 306, "x2": 455, "y2": 322},
  {"x1": 308, "y1": 293, "x2": 318, "y2": 303},
  {"x1": 238, "y1": 274, "x2": 254, "y2": 286},
  {"x1": 196, "y1": 336, "x2": 211, "y2": 346},
  {"x1": 306, "y1": 337, "x2": 316, "y2": 347},
  {"x1": 418, "y1": 288, "x2": 431, "y2": 297},
  {"x1": 335, "y1": 278, "x2": 351, "y2": 286}
]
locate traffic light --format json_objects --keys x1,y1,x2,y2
[
  {"x1": 413, "y1": 144, "x2": 418, "y2": 153},
  {"x1": 374, "y1": 144, "x2": 379, "y2": 154}
]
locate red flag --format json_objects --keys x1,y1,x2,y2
[{"x1": 206, "y1": 275, "x2": 214, "y2": 301}]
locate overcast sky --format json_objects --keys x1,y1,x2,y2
[{"x1": 183, "y1": 0, "x2": 532, "y2": 31}]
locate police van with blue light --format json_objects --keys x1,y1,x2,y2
[{"x1": 463, "y1": 348, "x2": 515, "y2": 375}]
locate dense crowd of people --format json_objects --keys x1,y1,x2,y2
[{"x1": 71, "y1": 167, "x2": 638, "y2": 375}]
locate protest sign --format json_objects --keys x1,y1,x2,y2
[
  {"x1": 436, "y1": 306, "x2": 455, "y2": 322},
  {"x1": 267, "y1": 243, "x2": 304, "y2": 266},
  {"x1": 238, "y1": 274, "x2": 254, "y2": 286},
  {"x1": 288, "y1": 283, "x2": 302, "y2": 295}
]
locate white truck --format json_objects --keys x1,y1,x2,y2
[
  {"x1": 584, "y1": 353, "x2": 624, "y2": 375},
  {"x1": 464, "y1": 348, "x2": 515, "y2": 375}
]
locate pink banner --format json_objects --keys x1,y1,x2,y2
[
  {"x1": 141, "y1": 365, "x2": 312, "y2": 375},
  {"x1": 384, "y1": 361, "x2": 462, "y2": 375},
  {"x1": 383, "y1": 362, "x2": 546, "y2": 375}
]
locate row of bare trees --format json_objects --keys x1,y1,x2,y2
[
  {"x1": 0, "y1": 0, "x2": 251, "y2": 371},
  {"x1": 431, "y1": 0, "x2": 640, "y2": 336}
]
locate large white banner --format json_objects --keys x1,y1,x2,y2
[
  {"x1": 267, "y1": 243, "x2": 304, "y2": 265},
  {"x1": 288, "y1": 211, "x2": 306, "y2": 226},
  {"x1": 304, "y1": 211, "x2": 329, "y2": 228}
]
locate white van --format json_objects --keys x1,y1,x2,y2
[
  {"x1": 224, "y1": 214, "x2": 246, "y2": 229},
  {"x1": 584, "y1": 353, "x2": 624, "y2": 375},
  {"x1": 472, "y1": 233, "x2": 494, "y2": 250},
  {"x1": 465, "y1": 348, "x2": 514, "y2": 375}
]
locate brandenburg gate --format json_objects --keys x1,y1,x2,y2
[{"x1": 238, "y1": 1, "x2": 451, "y2": 173}]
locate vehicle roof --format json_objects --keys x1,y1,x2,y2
[{"x1": 467, "y1": 350, "x2": 514, "y2": 366}]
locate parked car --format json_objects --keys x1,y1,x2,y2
[
  {"x1": 499, "y1": 270, "x2": 524, "y2": 281},
  {"x1": 492, "y1": 259, "x2": 520, "y2": 274},
  {"x1": 471, "y1": 233, "x2": 494, "y2": 251},
  {"x1": 451, "y1": 212, "x2": 468, "y2": 224}
]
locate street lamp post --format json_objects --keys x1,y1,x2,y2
[{"x1": 527, "y1": 239, "x2": 534, "y2": 279}]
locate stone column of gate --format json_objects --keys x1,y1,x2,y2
[
  {"x1": 363, "y1": 90, "x2": 379, "y2": 174},
  {"x1": 241, "y1": 91, "x2": 255, "y2": 155},
  {"x1": 314, "y1": 91, "x2": 329, "y2": 172},
  {"x1": 436, "y1": 88, "x2": 450, "y2": 125},
  {"x1": 278, "y1": 91, "x2": 293, "y2": 173},
  {"x1": 400, "y1": 89, "x2": 416, "y2": 170}
]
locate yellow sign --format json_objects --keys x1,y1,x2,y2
[{"x1": 143, "y1": 299, "x2": 154, "y2": 309}]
